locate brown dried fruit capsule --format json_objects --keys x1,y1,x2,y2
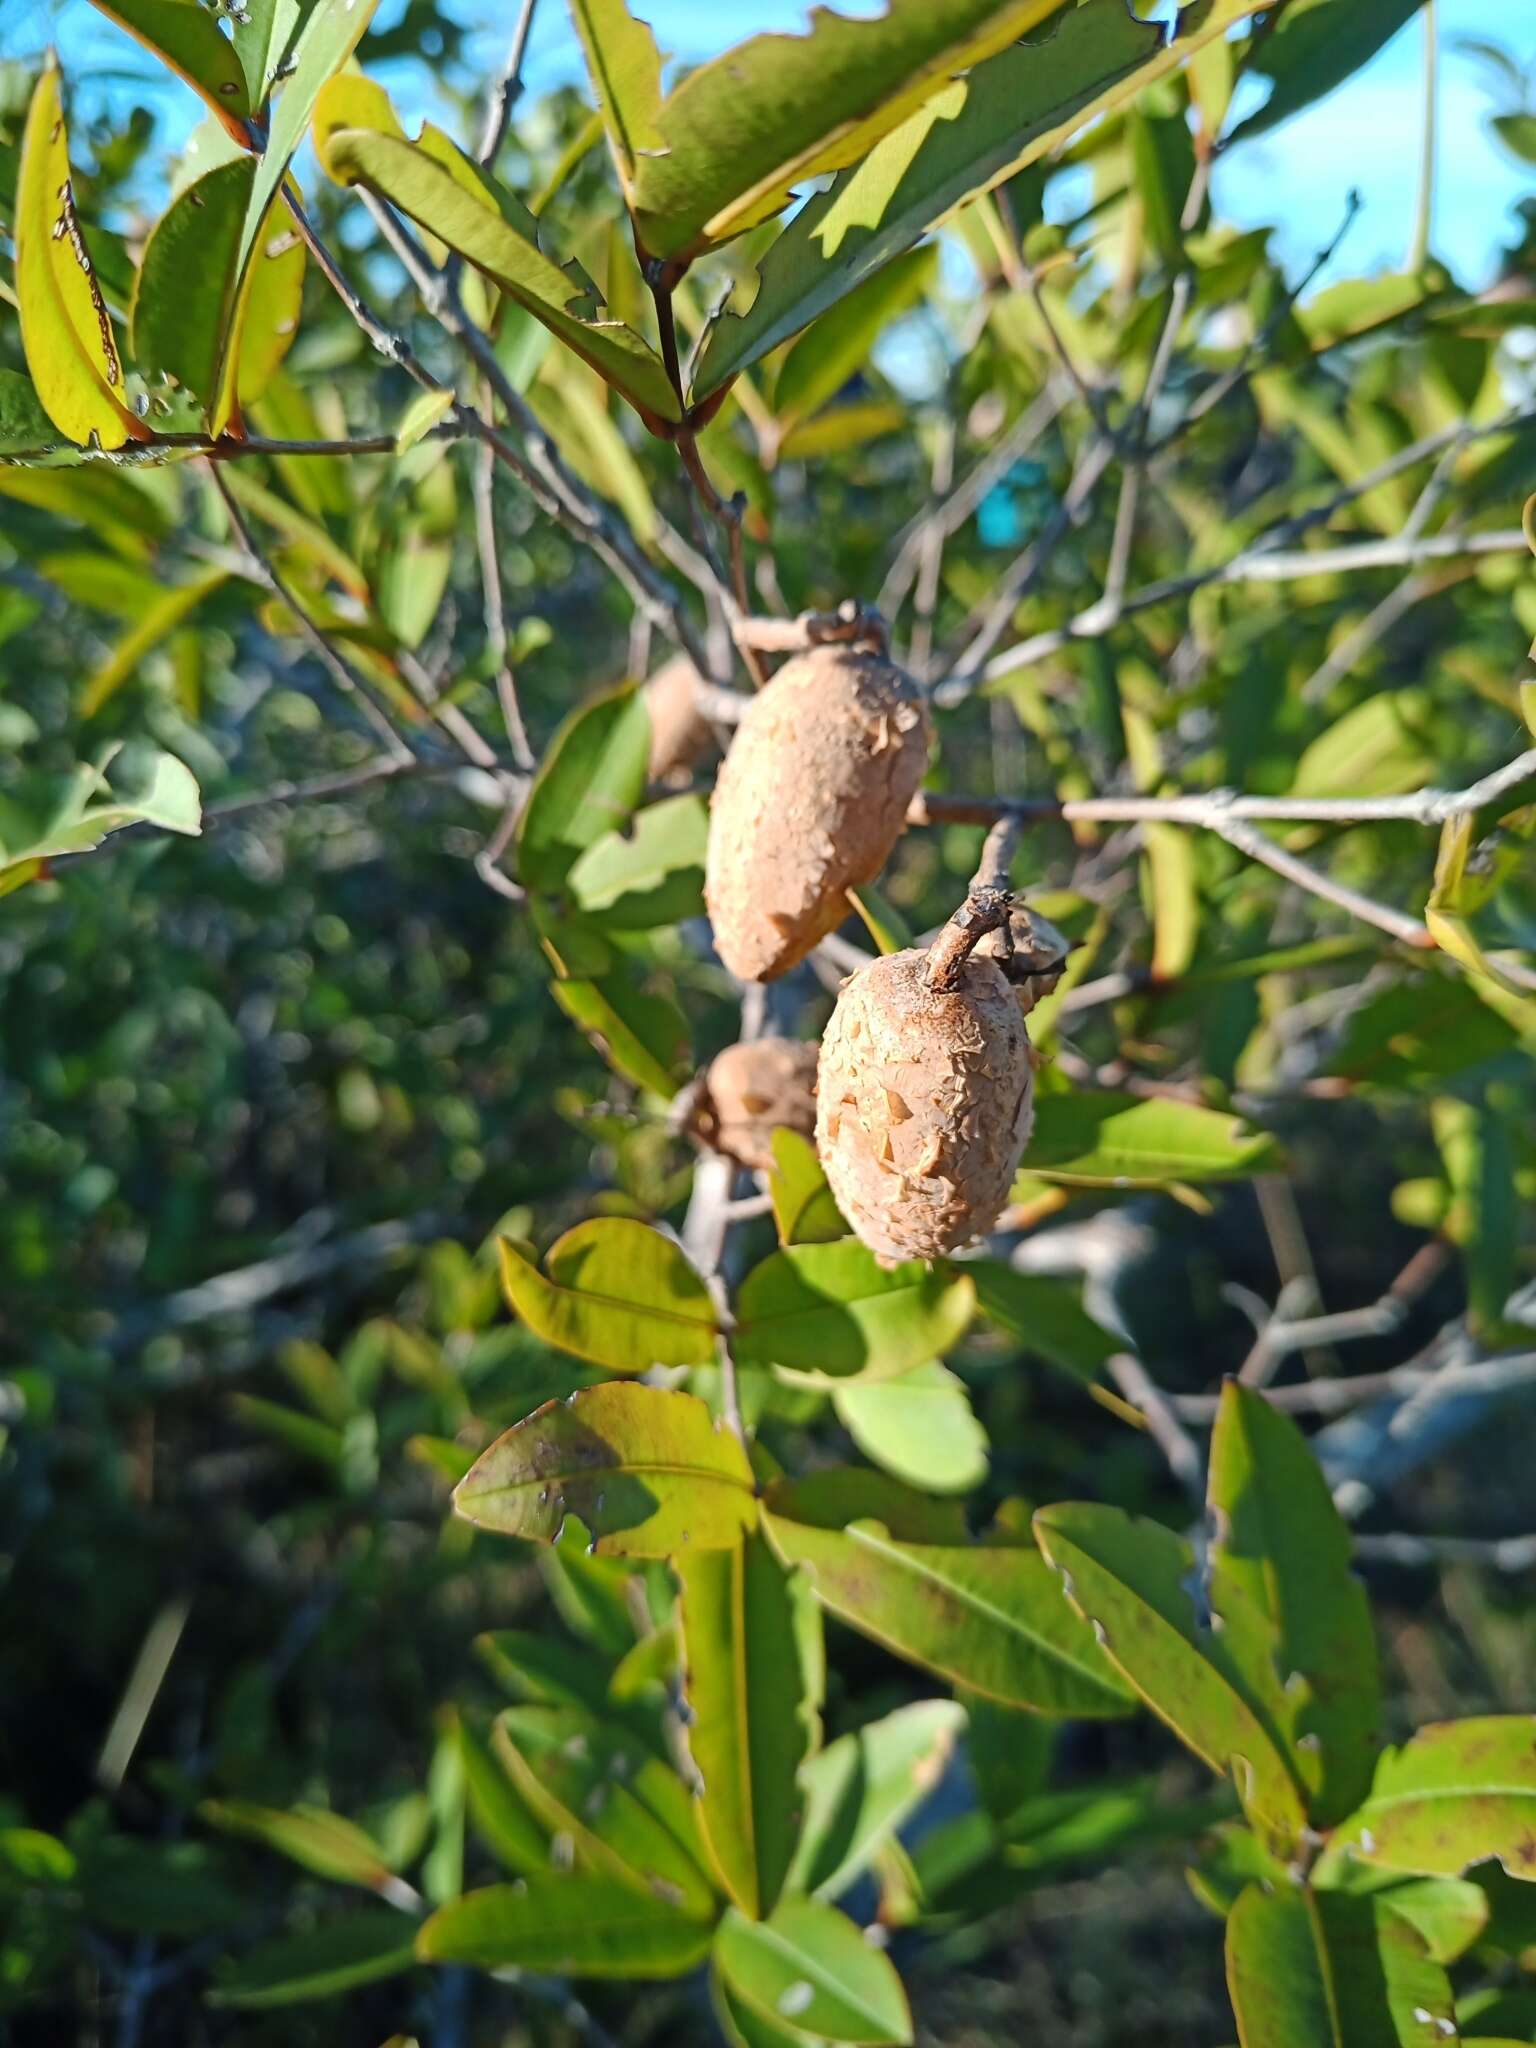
[
  {"x1": 694, "y1": 1037, "x2": 818, "y2": 1173},
  {"x1": 816, "y1": 947, "x2": 1035, "y2": 1262},
  {"x1": 704, "y1": 644, "x2": 931, "y2": 982},
  {"x1": 643, "y1": 653, "x2": 713, "y2": 786},
  {"x1": 975, "y1": 904, "x2": 1071, "y2": 1017}
]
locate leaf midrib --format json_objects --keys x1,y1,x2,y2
[{"x1": 467, "y1": 1458, "x2": 757, "y2": 1504}]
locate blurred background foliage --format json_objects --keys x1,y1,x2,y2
[{"x1": 2, "y1": 0, "x2": 1536, "y2": 2041}]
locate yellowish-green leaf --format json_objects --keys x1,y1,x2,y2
[
  {"x1": 766, "y1": 1130, "x2": 849, "y2": 1248},
  {"x1": 81, "y1": 569, "x2": 230, "y2": 717},
  {"x1": 734, "y1": 1241, "x2": 975, "y2": 1385},
  {"x1": 1143, "y1": 821, "x2": 1200, "y2": 981},
  {"x1": 496, "y1": 1219, "x2": 718, "y2": 1374},
  {"x1": 16, "y1": 63, "x2": 149, "y2": 452},
  {"x1": 1225, "y1": 1883, "x2": 1458, "y2": 2047},
  {"x1": 85, "y1": 0, "x2": 255, "y2": 142},
  {"x1": 1023, "y1": 1089, "x2": 1280, "y2": 1188},
  {"x1": 454, "y1": 1383, "x2": 757, "y2": 1556},
  {"x1": 833, "y1": 1362, "x2": 988, "y2": 1495},
  {"x1": 568, "y1": 0, "x2": 666, "y2": 201},
  {"x1": 417, "y1": 1874, "x2": 714, "y2": 1976},
  {"x1": 714, "y1": 1897, "x2": 912, "y2": 2046},
  {"x1": 200, "y1": 1801, "x2": 391, "y2": 1888},
  {"x1": 787, "y1": 1699, "x2": 964, "y2": 1901}
]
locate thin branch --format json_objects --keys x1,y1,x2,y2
[
  {"x1": 1207, "y1": 814, "x2": 1435, "y2": 950},
  {"x1": 1351, "y1": 1529, "x2": 1536, "y2": 1572},
  {"x1": 475, "y1": 0, "x2": 539, "y2": 167},
  {"x1": 1239, "y1": 1240, "x2": 1452, "y2": 1388},
  {"x1": 1106, "y1": 1351, "x2": 1206, "y2": 1503},
  {"x1": 208, "y1": 467, "x2": 414, "y2": 762},
  {"x1": 1171, "y1": 1347, "x2": 1536, "y2": 1421},
  {"x1": 472, "y1": 433, "x2": 535, "y2": 771}
]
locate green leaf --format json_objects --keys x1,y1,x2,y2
[
  {"x1": 833, "y1": 1363, "x2": 988, "y2": 1495},
  {"x1": 845, "y1": 882, "x2": 913, "y2": 957},
  {"x1": 771, "y1": 244, "x2": 936, "y2": 436},
  {"x1": 456, "y1": 1716, "x2": 550, "y2": 1875},
  {"x1": 964, "y1": 1262, "x2": 1118, "y2": 1385},
  {"x1": 314, "y1": 94, "x2": 681, "y2": 425},
  {"x1": 765, "y1": 1478, "x2": 1132, "y2": 1715},
  {"x1": 496, "y1": 1221, "x2": 718, "y2": 1373},
  {"x1": 131, "y1": 159, "x2": 257, "y2": 429},
  {"x1": 713, "y1": 1897, "x2": 912, "y2": 2047},
  {"x1": 567, "y1": 0, "x2": 666, "y2": 209},
  {"x1": 1432, "y1": 1096, "x2": 1519, "y2": 1333},
  {"x1": 674, "y1": 1530, "x2": 823, "y2": 1919},
  {"x1": 84, "y1": 0, "x2": 255, "y2": 140},
  {"x1": 1207, "y1": 1381, "x2": 1380, "y2": 1827},
  {"x1": 1143, "y1": 821, "x2": 1201, "y2": 982},
  {"x1": 567, "y1": 793, "x2": 708, "y2": 929},
  {"x1": 81, "y1": 569, "x2": 231, "y2": 717},
  {"x1": 0, "y1": 744, "x2": 201, "y2": 890},
  {"x1": 1291, "y1": 692, "x2": 1435, "y2": 802},
  {"x1": 1225, "y1": 1883, "x2": 1457, "y2": 2047},
  {"x1": 475, "y1": 1630, "x2": 617, "y2": 1717},
  {"x1": 492, "y1": 1705, "x2": 716, "y2": 1917},
  {"x1": 395, "y1": 387, "x2": 456, "y2": 453},
  {"x1": 1230, "y1": 0, "x2": 1428, "y2": 146},
  {"x1": 714, "y1": 1963, "x2": 824, "y2": 2048},
  {"x1": 734, "y1": 1241, "x2": 975, "y2": 1385},
  {"x1": 767, "y1": 1130, "x2": 849, "y2": 1248},
  {"x1": 16, "y1": 61, "x2": 148, "y2": 452},
  {"x1": 1323, "y1": 1876, "x2": 1490, "y2": 1967},
  {"x1": 690, "y1": 0, "x2": 1210, "y2": 396},
  {"x1": 200, "y1": 1801, "x2": 392, "y2": 1888},
  {"x1": 628, "y1": 0, "x2": 1089, "y2": 264},
  {"x1": 787, "y1": 1699, "x2": 965, "y2": 1902},
  {"x1": 1032, "y1": 1504, "x2": 1308, "y2": 1854},
  {"x1": 1022, "y1": 1090, "x2": 1280, "y2": 1189},
  {"x1": 0, "y1": 366, "x2": 70, "y2": 461},
  {"x1": 550, "y1": 970, "x2": 690, "y2": 1098},
  {"x1": 1492, "y1": 111, "x2": 1536, "y2": 167},
  {"x1": 1320, "y1": 1719, "x2": 1536, "y2": 1885},
  {"x1": 232, "y1": 0, "x2": 302, "y2": 110},
  {"x1": 454, "y1": 1383, "x2": 758, "y2": 1556},
  {"x1": 416, "y1": 1873, "x2": 714, "y2": 1976},
  {"x1": 209, "y1": 1912, "x2": 417, "y2": 2010},
  {"x1": 520, "y1": 683, "x2": 652, "y2": 890}
]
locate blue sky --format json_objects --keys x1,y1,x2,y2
[{"x1": 10, "y1": 0, "x2": 1536, "y2": 288}]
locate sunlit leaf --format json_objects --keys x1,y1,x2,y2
[
  {"x1": 1225, "y1": 1883, "x2": 1457, "y2": 2047},
  {"x1": 713, "y1": 1896, "x2": 912, "y2": 2046},
  {"x1": 734, "y1": 1241, "x2": 975, "y2": 1384},
  {"x1": 567, "y1": 793, "x2": 708, "y2": 929},
  {"x1": 1320, "y1": 1719, "x2": 1536, "y2": 1885},
  {"x1": 496, "y1": 1220, "x2": 718, "y2": 1374},
  {"x1": 417, "y1": 1873, "x2": 714, "y2": 1975},
  {"x1": 454, "y1": 1383, "x2": 757, "y2": 1556},
  {"x1": 520, "y1": 683, "x2": 652, "y2": 890},
  {"x1": 833, "y1": 1362, "x2": 989, "y2": 1495},
  {"x1": 767, "y1": 1130, "x2": 849, "y2": 1248},
  {"x1": 674, "y1": 1530, "x2": 823, "y2": 1919},
  {"x1": 1021, "y1": 1089, "x2": 1280, "y2": 1188},
  {"x1": 787, "y1": 1699, "x2": 964, "y2": 1902},
  {"x1": 85, "y1": 0, "x2": 255, "y2": 141}
]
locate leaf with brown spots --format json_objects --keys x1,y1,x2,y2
[{"x1": 1317, "y1": 1717, "x2": 1536, "y2": 1887}]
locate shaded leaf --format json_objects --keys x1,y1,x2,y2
[
  {"x1": 1291, "y1": 692, "x2": 1434, "y2": 802},
  {"x1": 454, "y1": 1383, "x2": 758, "y2": 1556},
  {"x1": 1225, "y1": 1882, "x2": 1457, "y2": 2047},
  {"x1": 713, "y1": 1896, "x2": 912, "y2": 2047},
  {"x1": 416, "y1": 1873, "x2": 714, "y2": 1976},
  {"x1": 767, "y1": 1130, "x2": 849, "y2": 1248},
  {"x1": 81, "y1": 569, "x2": 231, "y2": 717},
  {"x1": 1230, "y1": 0, "x2": 1428, "y2": 146},
  {"x1": 456, "y1": 1717, "x2": 550, "y2": 1875},
  {"x1": 965, "y1": 1261, "x2": 1118, "y2": 1384},
  {"x1": 568, "y1": 0, "x2": 666, "y2": 204},
  {"x1": 771, "y1": 244, "x2": 936, "y2": 437},
  {"x1": 520, "y1": 683, "x2": 652, "y2": 890},
  {"x1": 0, "y1": 744, "x2": 200, "y2": 888},
  {"x1": 201, "y1": 1801, "x2": 392, "y2": 1888},
  {"x1": 766, "y1": 1478, "x2": 1132, "y2": 1715},
  {"x1": 675, "y1": 1530, "x2": 823, "y2": 1919},
  {"x1": 734, "y1": 1241, "x2": 975, "y2": 1384},
  {"x1": 496, "y1": 1221, "x2": 718, "y2": 1374},
  {"x1": 85, "y1": 0, "x2": 254, "y2": 141},
  {"x1": 1208, "y1": 1381, "x2": 1380, "y2": 1826},
  {"x1": 209, "y1": 1912, "x2": 417, "y2": 2010}
]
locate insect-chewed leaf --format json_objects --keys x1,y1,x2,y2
[
  {"x1": 1225, "y1": 1883, "x2": 1457, "y2": 2047},
  {"x1": 765, "y1": 1474, "x2": 1131, "y2": 1717},
  {"x1": 714, "y1": 1896, "x2": 912, "y2": 2047},
  {"x1": 691, "y1": 0, "x2": 1231, "y2": 397},
  {"x1": 16, "y1": 63, "x2": 149, "y2": 452},
  {"x1": 496, "y1": 1220, "x2": 718, "y2": 1374},
  {"x1": 674, "y1": 1529, "x2": 823, "y2": 1919},
  {"x1": 787, "y1": 1699, "x2": 964, "y2": 1902},
  {"x1": 1033, "y1": 1504, "x2": 1310, "y2": 1857},
  {"x1": 733, "y1": 1241, "x2": 975, "y2": 1384},
  {"x1": 567, "y1": 794, "x2": 708, "y2": 930},
  {"x1": 312, "y1": 83, "x2": 681, "y2": 425},
  {"x1": 416, "y1": 1873, "x2": 714, "y2": 1976},
  {"x1": 1318, "y1": 1718, "x2": 1536, "y2": 1887},
  {"x1": 624, "y1": 0, "x2": 1072, "y2": 264},
  {"x1": 453, "y1": 1383, "x2": 757, "y2": 1556},
  {"x1": 85, "y1": 0, "x2": 254, "y2": 142},
  {"x1": 1208, "y1": 1382, "x2": 1380, "y2": 1827}
]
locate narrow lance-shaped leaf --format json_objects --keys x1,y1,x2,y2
[
  {"x1": 1207, "y1": 1380, "x2": 1380, "y2": 1826},
  {"x1": 16, "y1": 62, "x2": 150, "y2": 452},
  {"x1": 208, "y1": 1912, "x2": 418, "y2": 2011},
  {"x1": 454, "y1": 1383, "x2": 758, "y2": 1556},
  {"x1": 1020, "y1": 1089, "x2": 1280, "y2": 1189},
  {"x1": 787, "y1": 1699, "x2": 965, "y2": 1902},
  {"x1": 765, "y1": 1474, "x2": 1132, "y2": 1716},
  {"x1": 1033, "y1": 1503, "x2": 1308, "y2": 1856},
  {"x1": 692, "y1": 0, "x2": 1258, "y2": 397},
  {"x1": 84, "y1": 0, "x2": 255, "y2": 143},
  {"x1": 1225, "y1": 1883, "x2": 1458, "y2": 2048},
  {"x1": 568, "y1": 0, "x2": 666, "y2": 203},
  {"x1": 626, "y1": 0, "x2": 1076, "y2": 264},
  {"x1": 675, "y1": 1529, "x2": 823, "y2": 1919},
  {"x1": 496, "y1": 1220, "x2": 718, "y2": 1374}
]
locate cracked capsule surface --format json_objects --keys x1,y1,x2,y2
[
  {"x1": 705, "y1": 644, "x2": 931, "y2": 982},
  {"x1": 816, "y1": 947, "x2": 1036, "y2": 1261}
]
